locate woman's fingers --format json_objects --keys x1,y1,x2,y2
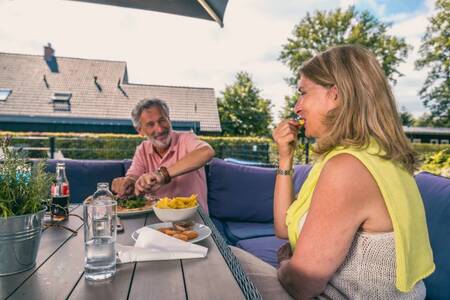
[{"x1": 274, "y1": 121, "x2": 299, "y2": 143}]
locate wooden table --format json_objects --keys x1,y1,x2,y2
[{"x1": 1, "y1": 206, "x2": 261, "y2": 300}]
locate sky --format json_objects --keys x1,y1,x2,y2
[{"x1": 0, "y1": 0, "x2": 437, "y2": 121}]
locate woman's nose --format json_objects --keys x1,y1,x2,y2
[{"x1": 294, "y1": 98, "x2": 302, "y2": 115}]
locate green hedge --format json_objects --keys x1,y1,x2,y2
[
  {"x1": 2, "y1": 132, "x2": 275, "y2": 162},
  {"x1": 2, "y1": 132, "x2": 448, "y2": 176}
]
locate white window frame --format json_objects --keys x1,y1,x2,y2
[
  {"x1": 0, "y1": 88, "x2": 12, "y2": 101},
  {"x1": 441, "y1": 139, "x2": 449, "y2": 144},
  {"x1": 412, "y1": 138, "x2": 421, "y2": 144},
  {"x1": 430, "y1": 139, "x2": 439, "y2": 144},
  {"x1": 52, "y1": 92, "x2": 71, "y2": 111}
]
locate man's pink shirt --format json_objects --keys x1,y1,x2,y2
[{"x1": 126, "y1": 131, "x2": 210, "y2": 213}]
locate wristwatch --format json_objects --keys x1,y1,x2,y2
[{"x1": 276, "y1": 168, "x2": 294, "y2": 176}]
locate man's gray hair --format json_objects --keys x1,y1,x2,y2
[{"x1": 131, "y1": 98, "x2": 170, "y2": 128}]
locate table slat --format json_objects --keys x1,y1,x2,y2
[
  {"x1": 68, "y1": 213, "x2": 148, "y2": 300},
  {"x1": 0, "y1": 206, "x2": 84, "y2": 299},
  {"x1": 182, "y1": 214, "x2": 246, "y2": 300},
  {"x1": 128, "y1": 213, "x2": 186, "y2": 300}
]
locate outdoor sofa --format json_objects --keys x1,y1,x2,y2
[{"x1": 46, "y1": 158, "x2": 450, "y2": 299}]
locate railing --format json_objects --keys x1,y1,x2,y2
[{"x1": 8, "y1": 136, "x2": 294, "y2": 163}]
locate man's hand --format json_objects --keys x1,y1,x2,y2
[
  {"x1": 134, "y1": 172, "x2": 164, "y2": 195},
  {"x1": 111, "y1": 176, "x2": 136, "y2": 198}
]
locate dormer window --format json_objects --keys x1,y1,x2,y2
[
  {"x1": 52, "y1": 92, "x2": 71, "y2": 111},
  {"x1": 0, "y1": 88, "x2": 12, "y2": 101}
]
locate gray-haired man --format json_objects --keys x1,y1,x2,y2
[{"x1": 111, "y1": 98, "x2": 215, "y2": 212}]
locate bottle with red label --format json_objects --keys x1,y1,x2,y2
[{"x1": 51, "y1": 162, "x2": 70, "y2": 220}]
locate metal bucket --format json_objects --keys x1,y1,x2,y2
[{"x1": 0, "y1": 208, "x2": 46, "y2": 276}]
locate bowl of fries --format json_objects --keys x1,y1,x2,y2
[{"x1": 153, "y1": 194, "x2": 199, "y2": 222}]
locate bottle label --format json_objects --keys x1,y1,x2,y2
[{"x1": 51, "y1": 182, "x2": 70, "y2": 196}]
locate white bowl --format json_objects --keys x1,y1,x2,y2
[{"x1": 153, "y1": 204, "x2": 198, "y2": 222}]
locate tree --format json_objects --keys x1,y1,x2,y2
[
  {"x1": 415, "y1": 0, "x2": 450, "y2": 127},
  {"x1": 414, "y1": 113, "x2": 434, "y2": 127},
  {"x1": 399, "y1": 106, "x2": 415, "y2": 127},
  {"x1": 279, "y1": 6, "x2": 411, "y2": 119},
  {"x1": 218, "y1": 72, "x2": 273, "y2": 136}
]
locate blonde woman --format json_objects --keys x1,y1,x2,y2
[{"x1": 232, "y1": 45, "x2": 434, "y2": 299}]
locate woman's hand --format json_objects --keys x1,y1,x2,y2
[
  {"x1": 277, "y1": 241, "x2": 293, "y2": 265},
  {"x1": 272, "y1": 120, "x2": 300, "y2": 159}
]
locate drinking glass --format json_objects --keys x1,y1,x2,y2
[{"x1": 83, "y1": 197, "x2": 117, "y2": 280}]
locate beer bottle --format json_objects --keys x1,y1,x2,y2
[{"x1": 51, "y1": 162, "x2": 70, "y2": 220}]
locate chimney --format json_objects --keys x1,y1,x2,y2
[
  {"x1": 44, "y1": 43, "x2": 59, "y2": 73},
  {"x1": 44, "y1": 43, "x2": 55, "y2": 62}
]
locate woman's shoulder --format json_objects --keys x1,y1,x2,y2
[
  {"x1": 319, "y1": 153, "x2": 380, "y2": 204},
  {"x1": 322, "y1": 152, "x2": 369, "y2": 178}
]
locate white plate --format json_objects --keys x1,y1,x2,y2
[
  {"x1": 132, "y1": 222, "x2": 212, "y2": 244},
  {"x1": 117, "y1": 205, "x2": 153, "y2": 217}
]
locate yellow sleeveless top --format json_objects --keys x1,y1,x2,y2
[{"x1": 285, "y1": 139, "x2": 435, "y2": 292}]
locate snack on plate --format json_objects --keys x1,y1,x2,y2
[
  {"x1": 172, "y1": 233, "x2": 189, "y2": 241},
  {"x1": 157, "y1": 226, "x2": 199, "y2": 241},
  {"x1": 155, "y1": 194, "x2": 198, "y2": 209}
]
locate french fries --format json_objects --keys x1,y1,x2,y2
[{"x1": 155, "y1": 194, "x2": 198, "y2": 209}]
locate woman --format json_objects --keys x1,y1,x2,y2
[{"x1": 232, "y1": 45, "x2": 434, "y2": 299}]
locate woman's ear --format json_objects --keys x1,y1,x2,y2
[{"x1": 329, "y1": 85, "x2": 339, "y2": 101}]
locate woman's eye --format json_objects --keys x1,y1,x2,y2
[{"x1": 297, "y1": 87, "x2": 306, "y2": 96}]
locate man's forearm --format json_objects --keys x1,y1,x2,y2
[{"x1": 167, "y1": 146, "x2": 215, "y2": 178}]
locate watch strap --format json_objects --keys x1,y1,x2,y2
[{"x1": 276, "y1": 168, "x2": 294, "y2": 176}]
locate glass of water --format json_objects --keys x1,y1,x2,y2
[{"x1": 83, "y1": 197, "x2": 117, "y2": 281}]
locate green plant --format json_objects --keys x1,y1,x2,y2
[
  {"x1": 0, "y1": 137, "x2": 53, "y2": 217},
  {"x1": 420, "y1": 149, "x2": 450, "y2": 177}
]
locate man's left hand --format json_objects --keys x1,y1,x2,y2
[{"x1": 134, "y1": 172, "x2": 163, "y2": 195}]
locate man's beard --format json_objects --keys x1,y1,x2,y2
[{"x1": 149, "y1": 130, "x2": 171, "y2": 149}]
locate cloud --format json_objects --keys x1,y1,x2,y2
[{"x1": 386, "y1": 6, "x2": 435, "y2": 117}]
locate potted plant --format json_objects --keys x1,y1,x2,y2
[{"x1": 0, "y1": 137, "x2": 53, "y2": 276}]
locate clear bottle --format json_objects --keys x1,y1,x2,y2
[
  {"x1": 93, "y1": 182, "x2": 114, "y2": 203},
  {"x1": 51, "y1": 162, "x2": 70, "y2": 220},
  {"x1": 91, "y1": 182, "x2": 116, "y2": 238}
]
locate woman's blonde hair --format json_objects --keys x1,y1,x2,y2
[{"x1": 300, "y1": 44, "x2": 416, "y2": 173}]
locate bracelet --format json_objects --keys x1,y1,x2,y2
[
  {"x1": 158, "y1": 166, "x2": 171, "y2": 184},
  {"x1": 276, "y1": 168, "x2": 294, "y2": 176}
]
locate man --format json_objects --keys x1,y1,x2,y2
[{"x1": 112, "y1": 98, "x2": 215, "y2": 213}]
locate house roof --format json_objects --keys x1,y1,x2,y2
[
  {"x1": 403, "y1": 126, "x2": 450, "y2": 135},
  {"x1": 0, "y1": 52, "x2": 221, "y2": 132}
]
